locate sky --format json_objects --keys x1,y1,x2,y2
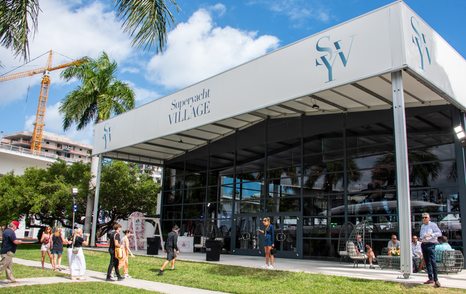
[{"x1": 0, "y1": 0, "x2": 465, "y2": 146}]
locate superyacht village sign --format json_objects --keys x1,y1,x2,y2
[{"x1": 168, "y1": 88, "x2": 211, "y2": 125}]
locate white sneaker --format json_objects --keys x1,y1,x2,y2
[
  {"x1": 124, "y1": 274, "x2": 131, "y2": 278},
  {"x1": 268, "y1": 265, "x2": 275, "y2": 270},
  {"x1": 261, "y1": 264, "x2": 268, "y2": 269}
]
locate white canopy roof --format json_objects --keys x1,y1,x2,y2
[{"x1": 93, "y1": 1, "x2": 466, "y2": 164}]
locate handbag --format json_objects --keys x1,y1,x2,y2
[
  {"x1": 71, "y1": 234, "x2": 79, "y2": 254},
  {"x1": 115, "y1": 247, "x2": 124, "y2": 259}
]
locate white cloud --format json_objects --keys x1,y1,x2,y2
[
  {"x1": 24, "y1": 102, "x2": 93, "y2": 145},
  {"x1": 146, "y1": 7, "x2": 280, "y2": 89},
  {"x1": 210, "y1": 3, "x2": 227, "y2": 17},
  {"x1": 125, "y1": 81, "x2": 162, "y2": 105},
  {"x1": 248, "y1": 0, "x2": 332, "y2": 26},
  {"x1": 0, "y1": 0, "x2": 134, "y2": 105}
]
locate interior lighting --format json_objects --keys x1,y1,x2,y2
[{"x1": 454, "y1": 125, "x2": 466, "y2": 140}]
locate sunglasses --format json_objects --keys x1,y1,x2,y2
[{"x1": 422, "y1": 217, "x2": 428, "y2": 219}]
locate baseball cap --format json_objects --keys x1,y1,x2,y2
[{"x1": 11, "y1": 220, "x2": 20, "y2": 228}]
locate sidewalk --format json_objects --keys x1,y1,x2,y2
[{"x1": 1, "y1": 258, "x2": 226, "y2": 294}]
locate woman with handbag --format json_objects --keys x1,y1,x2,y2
[
  {"x1": 40, "y1": 226, "x2": 55, "y2": 270},
  {"x1": 118, "y1": 230, "x2": 135, "y2": 278},
  {"x1": 67, "y1": 228, "x2": 89, "y2": 280}
]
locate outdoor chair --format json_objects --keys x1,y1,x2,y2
[
  {"x1": 438, "y1": 250, "x2": 464, "y2": 274},
  {"x1": 346, "y1": 241, "x2": 367, "y2": 268}
]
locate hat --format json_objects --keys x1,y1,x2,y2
[{"x1": 11, "y1": 220, "x2": 20, "y2": 228}]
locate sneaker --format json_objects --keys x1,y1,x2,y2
[
  {"x1": 268, "y1": 265, "x2": 275, "y2": 270},
  {"x1": 124, "y1": 274, "x2": 131, "y2": 278},
  {"x1": 117, "y1": 276, "x2": 125, "y2": 281},
  {"x1": 261, "y1": 265, "x2": 269, "y2": 269},
  {"x1": 434, "y1": 281, "x2": 441, "y2": 288},
  {"x1": 157, "y1": 270, "x2": 164, "y2": 276},
  {"x1": 423, "y1": 280, "x2": 434, "y2": 284},
  {"x1": 106, "y1": 277, "x2": 115, "y2": 282}
]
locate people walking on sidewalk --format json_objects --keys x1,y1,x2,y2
[
  {"x1": 107, "y1": 223, "x2": 124, "y2": 281},
  {"x1": 158, "y1": 225, "x2": 180, "y2": 276},
  {"x1": 0, "y1": 220, "x2": 22, "y2": 283},
  {"x1": 420, "y1": 212, "x2": 442, "y2": 288},
  {"x1": 51, "y1": 227, "x2": 70, "y2": 271},
  {"x1": 68, "y1": 228, "x2": 89, "y2": 280},
  {"x1": 258, "y1": 217, "x2": 275, "y2": 269},
  {"x1": 119, "y1": 230, "x2": 135, "y2": 278},
  {"x1": 40, "y1": 226, "x2": 55, "y2": 270}
]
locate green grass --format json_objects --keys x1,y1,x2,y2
[
  {"x1": 13, "y1": 244, "x2": 466, "y2": 294},
  {"x1": 8, "y1": 263, "x2": 67, "y2": 279},
  {"x1": 0, "y1": 282, "x2": 157, "y2": 294}
]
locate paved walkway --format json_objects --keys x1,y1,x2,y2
[{"x1": 0, "y1": 258, "x2": 226, "y2": 294}]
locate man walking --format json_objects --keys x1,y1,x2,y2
[
  {"x1": 420, "y1": 212, "x2": 442, "y2": 288},
  {"x1": 158, "y1": 225, "x2": 180, "y2": 276},
  {"x1": 106, "y1": 223, "x2": 124, "y2": 281},
  {"x1": 0, "y1": 220, "x2": 22, "y2": 283}
]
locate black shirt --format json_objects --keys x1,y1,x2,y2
[
  {"x1": 108, "y1": 231, "x2": 121, "y2": 252},
  {"x1": 52, "y1": 235, "x2": 63, "y2": 251},
  {"x1": 1, "y1": 228, "x2": 17, "y2": 254},
  {"x1": 74, "y1": 236, "x2": 84, "y2": 248},
  {"x1": 166, "y1": 231, "x2": 178, "y2": 250}
]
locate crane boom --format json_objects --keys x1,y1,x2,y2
[{"x1": 0, "y1": 50, "x2": 85, "y2": 153}]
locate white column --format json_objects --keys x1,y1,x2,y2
[
  {"x1": 90, "y1": 154, "x2": 103, "y2": 247},
  {"x1": 392, "y1": 71, "x2": 412, "y2": 278}
]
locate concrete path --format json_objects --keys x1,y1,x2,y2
[{"x1": 0, "y1": 258, "x2": 226, "y2": 294}]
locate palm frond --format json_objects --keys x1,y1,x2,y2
[{"x1": 114, "y1": 0, "x2": 178, "y2": 52}]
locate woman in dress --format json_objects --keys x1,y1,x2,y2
[
  {"x1": 258, "y1": 217, "x2": 275, "y2": 269},
  {"x1": 67, "y1": 228, "x2": 89, "y2": 280},
  {"x1": 51, "y1": 227, "x2": 69, "y2": 271},
  {"x1": 119, "y1": 230, "x2": 135, "y2": 278},
  {"x1": 40, "y1": 226, "x2": 54, "y2": 270}
]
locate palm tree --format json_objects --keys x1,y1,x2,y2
[
  {"x1": 0, "y1": 0, "x2": 178, "y2": 61},
  {"x1": 59, "y1": 51, "x2": 135, "y2": 236}
]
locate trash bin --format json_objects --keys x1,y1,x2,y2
[
  {"x1": 147, "y1": 236, "x2": 160, "y2": 255},
  {"x1": 205, "y1": 239, "x2": 222, "y2": 261}
]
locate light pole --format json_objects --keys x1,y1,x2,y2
[{"x1": 72, "y1": 187, "x2": 78, "y2": 231}]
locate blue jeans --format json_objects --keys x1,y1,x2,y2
[{"x1": 421, "y1": 243, "x2": 438, "y2": 281}]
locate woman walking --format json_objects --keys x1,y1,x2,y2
[
  {"x1": 67, "y1": 228, "x2": 89, "y2": 280},
  {"x1": 119, "y1": 230, "x2": 135, "y2": 278},
  {"x1": 40, "y1": 226, "x2": 54, "y2": 270},
  {"x1": 51, "y1": 227, "x2": 69, "y2": 271},
  {"x1": 258, "y1": 217, "x2": 275, "y2": 269}
]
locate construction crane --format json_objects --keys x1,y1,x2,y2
[{"x1": 0, "y1": 50, "x2": 84, "y2": 153}]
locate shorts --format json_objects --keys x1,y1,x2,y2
[
  {"x1": 51, "y1": 249, "x2": 63, "y2": 255},
  {"x1": 166, "y1": 249, "x2": 176, "y2": 261},
  {"x1": 40, "y1": 244, "x2": 50, "y2": 252}
]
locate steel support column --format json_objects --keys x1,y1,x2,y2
[
  {"x1": 90, "y1": 154, "x2": 103, "y2": 247},
  {"x1": 392, "y1": 71, "x2": 412, "y2": 278}
]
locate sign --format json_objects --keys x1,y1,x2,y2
[{"x1": 72, "y1": 204, "x2": 78, "y2": 212}]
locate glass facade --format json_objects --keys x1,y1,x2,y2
[{"x1": 161, "y1": 105, "x2": 464, "y2": 259}]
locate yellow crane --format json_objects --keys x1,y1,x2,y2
[{"x1": 0, "y1": 50, "x2": 84, "y2": 153}]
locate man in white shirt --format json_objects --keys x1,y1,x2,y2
[
  {"x1": 411, "y1": 235, "x2": 422, "y2": 272},
  {"x1": 420, "y1": 213, "x2": 442, "y2": 288}
]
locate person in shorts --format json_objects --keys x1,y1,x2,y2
[
  {"x1": 258, "y1": 217, "x2": 275, "y2": 269},
  {"x1": 51, "y1": 227, "x2": 69, "y2": 271},
  {"x1": 158, "y1": 225, "x2": 180, "y2": 276},
  {"x1": 40, "y1": 226, "x2": 54, "y2": 270}
]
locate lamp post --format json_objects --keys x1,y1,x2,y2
[{"x1": 71, "y1": 187, "x2": 78, "y2": 231}]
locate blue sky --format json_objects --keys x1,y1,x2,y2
[{"x1": 0, "y1": 0, "x2": 465, "y2": 145}]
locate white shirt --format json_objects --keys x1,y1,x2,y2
[
  {"x1": 420, "y1": 221, "x2": 442, "y2": 244},
  {"x1": 411, "y1": 241, "x2": 422, "y2": 257}
]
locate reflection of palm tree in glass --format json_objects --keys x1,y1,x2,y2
[
  {"x1": 372, "y1": 150, "x2": 440, "y2": 186},
  {"x1": 305, "y1": 160, "x2": 360, "y2": 191}
]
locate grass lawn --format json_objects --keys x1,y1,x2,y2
[
  {"x1": 14, "y1": 244, "x2": 466, "y2": 294},
  {"x1": 0, "y1": 282, "x2": 157, "y2": 294},
  {"x1": 4, "y1": 263, "x2": 66, "y2": 279}
]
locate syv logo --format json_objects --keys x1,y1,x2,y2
[
  {"x1": 103, "y1": 125, "x2": 111, "y2": 149},
  {"x1": 315, "y1": 35, "x2": 354, "y2": 82},
  {"x1": 411, "y1": 16, "x2": 431, "y2": 70}
]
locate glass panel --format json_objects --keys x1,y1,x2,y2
[
  {"x1": 239, "y1": 200, "x2": 261, "y2": 213},
  {"x1": 266, "y1": 198, "x2": 300, "y2": 213},
  {"x1": 410, "y1": 161, "x2": 456, "y2": 187},
  {"x1": 303, "y1": 239, "x2": 338, "y2": 257},
  {"x1": 208, "y1": 186, "x2": 219, "y2": 202},
  {"x1": 162, "y1": 205, "x2": 181, "y2": 220},
  {"x1": 185, "y1": 172, "x2": 206, "y2": 188},
  {"x1": 235, "y1": 216, "x2": 261, "y2": 250},
  {"x1": 184, "y1": 187, "x2": 205, "y2": 204},
  {"x1": 273, "y1": 216, "x2": 298, "y2": 253},
  {"x1": 163, "y1": 190, "x2": 182, "y2": 205},
  {"x1": 218, "y1": 200, "x2": 233, "y2": 219},
  {"x1": 182, "y1": 204, "x2": 205, "y2": 219}
]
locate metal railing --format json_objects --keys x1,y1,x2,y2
[{"x1": 0, "y1": 142, "x2": 90, "y2": 163}]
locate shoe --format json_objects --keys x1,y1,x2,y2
[
  {"x1": 369, "y1": 265, "x2": 375, "y2": 269},
  {"x1": 106, "y1": 277, "x2": 115, "y2": 282},
  {"x1": 157, "y1": 270, "x2": 164, "y2": 276},
  {"x1": 8, "y1": 279, "x2": 17, "y2": 283},
  {"x1": 170, "y1": 267, "x2": 175, "y2": 270},
  {"x1": 268, "y1": 265, "x2": 275, "y2": 270},
  {"x1": 434, "y1": 281, "x2": 441, "y2": 288},
  {"x1": 124, "y1": 274, "x2": 131, "y2": 278},
  {"x1": 423, "y1": 280, "x2": 434, "y2": 284},
  {"x1": 261, "y1": 265, "x2": 268, "y2": 269},
  {"x1": 117, "y1": 276, "x2": 125, "y2": 281}
]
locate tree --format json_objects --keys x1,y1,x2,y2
[
  {"x1": 0, "y1": 0, "x2": 178, "y2": 61},
  {"x1": 98, "y1": 161, "x2": 160, "y2": 236},
  {"x1": 59, "y1": 51, "x2": 136, "y2": 235}
]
